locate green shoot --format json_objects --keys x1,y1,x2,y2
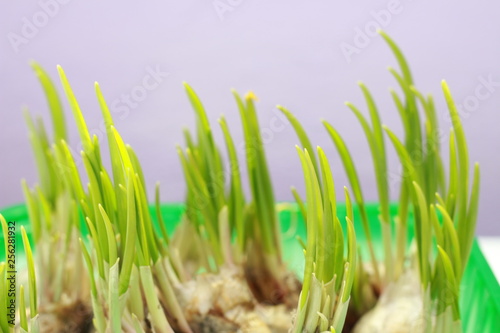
[
  {"x1": 277, "y1": 105, "x2": 320, "y2": 176},
  {"x1": 21, "y1": 227, "x2": 37, "y2": 316},
  {"x1": 155, "y1": 183, "x2": 171, "y2": 246},
  {"x1": 178, "y1": 85, "x2": 292, "y2": 304},
  {"x1": 25, "y1": 65, "x2": 191, "y2": 332},
  {"x1": 57, "y1": 65, "x2": 92, "y2": 152},
  {"x1": 19, "y1": 285, "x2": 27, "y2": 331},
  {"x1": 234, "y1": 91, "x2": 281, "y2": 258},
  {"x1": 344, "y1": 85, "x2": 393, "y2": 285},
  {"x1": 292, "y1": 146, "x2": 356, "y2": 333},
  {"x1": 322, "y1": 120, "x2": 380, "y2": 284},
  {"x1": 31, "y1": 61, "x2": 67, "y2": 143},
  {"x1": 383, "y1": 74, "x2": 480, "y2": 330},
  {"x1": 218, "y1": 115, "x2": 245, "y2": 253}
]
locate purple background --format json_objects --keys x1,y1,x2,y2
[{"x1": 1, "y1": 0, "x2": 499, "y2": 235}]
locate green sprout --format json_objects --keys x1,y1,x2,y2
[
  {"x1": 384, "y1": 80, "x2": 480, "y2": 331},
  {"x1": 57, "y1": 66, "x2": 191, "y2": 332},
  {"x1": 19, "y1": 61, "x2": 91, "y2": 332},
  {"x1": 291, "y1": 147, "x2": 356, "y2": 333},
  {"x1": 280, "y1": 30, "x2": 480, "y2": 332},
  {"x1": 178, "y1": 85, "x2": 295, "y2": 305}
]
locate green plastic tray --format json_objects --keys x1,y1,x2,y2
[{"x1": 1, "y1": 202, "x2": 499, "y2": 332}]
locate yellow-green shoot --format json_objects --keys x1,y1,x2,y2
[
  {"x1": 291, "y1": 147, "x2": 356, "y2": 333},
  {"x1": 178, "y1": 85, "x2": 289, "y2": 304}
]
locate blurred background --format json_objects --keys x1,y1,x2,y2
[{"x1": 0, "y1": 0, "x2": 499, "y2": 235}]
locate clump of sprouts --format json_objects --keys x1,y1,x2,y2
[
  {"x1": 291, "y1": 146, "x2": 356, "y2": 333},
  {"x1": 176, "y1": 85, "x2": 300, "y2": 306},
  {"x1": 281, "y1": 30, "x2": 480, "y2": 332}
]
